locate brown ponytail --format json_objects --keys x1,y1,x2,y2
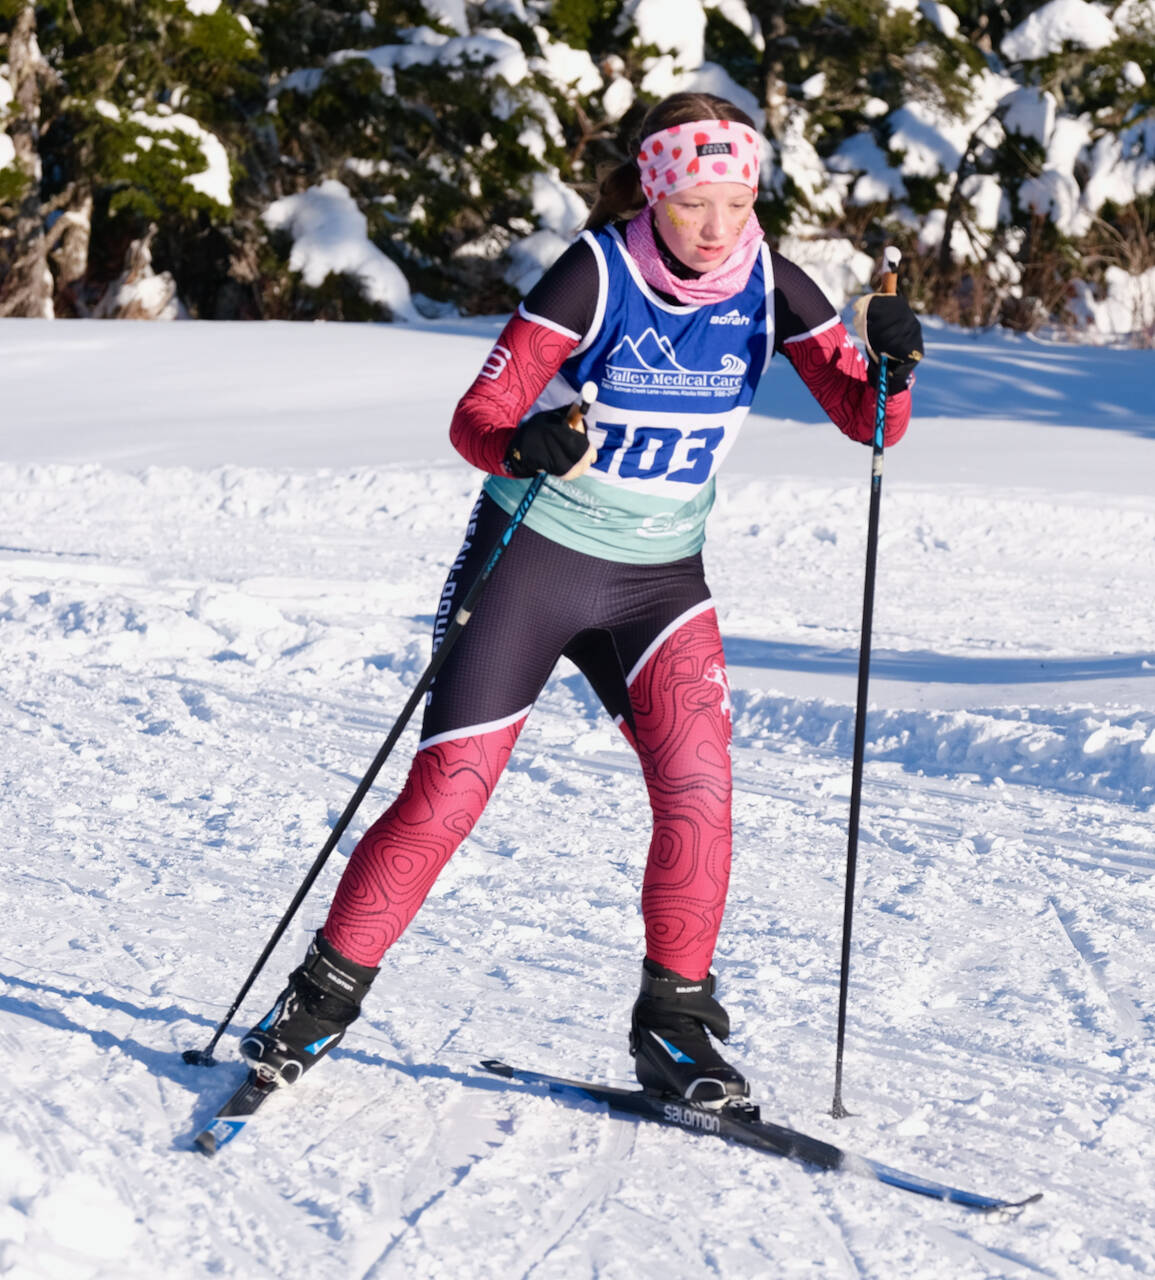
[{"x1": 585, "y1": 92, "x2": 759, "y2": 231}]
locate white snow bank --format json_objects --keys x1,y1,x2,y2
[
  {"x1": 626, "y1": 0, "x2": 707, "y2": 69},
  {"x1": 277, "y1": 27, "x2": 530, "y2": 98},
  {"x1": 1001, "y1": 0, "x2": 1117, "y2": 61},
  {"x1": 887, "y1": 68, "x2": 1017, "y2": 180},
  {"x1": 101, "y1": 103, "x2": 233, "y2": 209},
  {"x1": 262, "y1": 179, "x2": 417, "y2": 320},
  {"x1": 532, "y1": 27, "x2": 603, "y2": 96},
  {"x1": 828, "y1": 132, "x2": 908, "y2": 204},
  {"x1": 1066, "y1": 265, "x2": 1155, "y2": 338},
  {"x1": 732, "y1": 691, "x2": 1155, "y2": 806},
  {"x1": 776, "y1": 235, "x2": 873, "y2": 310}
]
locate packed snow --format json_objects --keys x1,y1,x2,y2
[{"x1": 1, "y1": 312, "x2": 1153, "y2": 1279}]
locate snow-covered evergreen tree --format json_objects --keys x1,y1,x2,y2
[
  {"x1": 0, "y1": 0, "x2": 256, "y2": 316},
  {"x1": 1, "y1": 0, "x2": 1151, "y2": 335}
]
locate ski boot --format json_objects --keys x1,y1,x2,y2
[
  {"x1": 240, "y1": 931, "x2": 377, "y2": 1087},
  {"x1": 629, "y1": 958, "x2": 749, "y2": 1108}
]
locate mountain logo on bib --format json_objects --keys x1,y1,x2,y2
[{"x1": 603, "y1": 328, "x2": 747, "y2": 397}]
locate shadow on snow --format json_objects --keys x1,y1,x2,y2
[{"x1": 721, "y1": 636, "x2": 1155, "y2": 687}]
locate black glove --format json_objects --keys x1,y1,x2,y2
[
  {"x1": 505, "y1": 407, "x2": 592, "y2": 478},
  {"x1": 853, "y1": 292, "x2": 924, "y2": 392}
]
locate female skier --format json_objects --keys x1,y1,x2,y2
[{"x1": 242, "y1": 91, "x2": 924, "y2": 1106}]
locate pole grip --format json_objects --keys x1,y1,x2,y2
[
  {"x1": 567, "y1": 380, "x2": 598, "y2": 428},
  {"x1": 881, "y1": 246, "x2": 901, "y2": 295}
]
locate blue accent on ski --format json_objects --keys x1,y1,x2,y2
[
  {"x1": 206, "y1": 1117, "x2": 248, "y2": 1150},
  {"x1": 863, "y1": 1159, "x2": 1036, "y2": 1211},
  {"x1": 192, "y1": 1070, "x2": 277, "y2": 1156},
  {"x1": 304, "y1": 1032, "x2": 340, "y2": 1056},
  {"x1": 478, "y1": 1060, "x2": 1041, "y2": 1214}
]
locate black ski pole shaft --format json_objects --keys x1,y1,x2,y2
[
  {"x1": 831, "y1": 252, "x2": 899, "y2": 1118},
  {"x1": 184, "y1": 381, "x2": 598, "y2": 1067}
]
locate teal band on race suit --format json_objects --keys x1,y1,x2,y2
[{"x1": 483, "y1": 225, "x2": 775, "y2": 565}]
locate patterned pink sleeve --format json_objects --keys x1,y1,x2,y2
[
  {"x1": 449, "y1": 313, "x2": 580, "y2": 475},
  {"x1": 782, "y1": 319, "x2": 911, "y2": 446}
]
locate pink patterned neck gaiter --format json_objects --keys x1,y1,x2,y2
[{"x1": 625, "y1": 209, "x2": 764, "y2": 307}]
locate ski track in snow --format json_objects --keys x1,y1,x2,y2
[{"x1": 2, "y1": 322, "x2": 1155, "y2": 1279}]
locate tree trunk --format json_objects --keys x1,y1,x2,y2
[
  {"x1": 755, "y1": 3, "x2": 790, "y2": 141},
  {"x1": 93, "y1": 223, "x2": 184, "y2": 320},
  {"x1": 0, "y1": 4, "x2": 53, "y2": 318},
  {"x1": 50, "y1": 184, "x2": 94, "y2": 316}
]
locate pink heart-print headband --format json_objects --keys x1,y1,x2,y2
[{"x1": 637, "y1": 118, "x2": 760, "y2": 205}]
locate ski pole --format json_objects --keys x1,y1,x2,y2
[
  {"x1": 830, "y1": 251, "x2": 900, "y2": 1118},
  {"x1": 184, "y1": 380, "x2": 598, "y2": 1067}
]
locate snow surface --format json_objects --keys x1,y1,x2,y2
[{"x1": 1, "y1": 313, "x2": 1153, "y2": 1279}]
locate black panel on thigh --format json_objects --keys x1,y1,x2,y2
[
  {"x1": 420, "y1": 494, "x2": 609, "y2": 742},
  {"x1": 603, "y1": 553, "x2": 712, "y2": 678},
  {"x1": 563, "y1": 628, "x2": 632, "y2": 730}
]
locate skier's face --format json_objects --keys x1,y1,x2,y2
[{"x1": 656, "y1": 183, "x2": 755, "y2": 273}]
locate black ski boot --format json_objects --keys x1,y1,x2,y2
[
  {"x1": 240, "y1": 931, "x2": 377, "y2": 1087},
  {"x1": 629, "y1": 959, "x2": 749, "y2": 1107}
]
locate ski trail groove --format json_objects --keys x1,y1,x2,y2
[
  {"x1": 920, "y1": 1224, "x2": 1059, "y2": 1277},
  {"x1": 1046, "y1": 897, "x2": 1143, "y2": 1039},
  {"x1": 515, "y1": 1114, "x2": 635, "y2": 1278}
]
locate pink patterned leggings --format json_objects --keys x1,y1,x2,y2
[{"x1": 323, "y1": 495, "x2": 733, "y2": 981}]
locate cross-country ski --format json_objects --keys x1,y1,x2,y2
[
  {"x1": 192, "y1": 1072, "x2": 279, "y2": 1156},
  {"x1": 479, "y1": 1060, "x2": 1042, "y2": 1212}
]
